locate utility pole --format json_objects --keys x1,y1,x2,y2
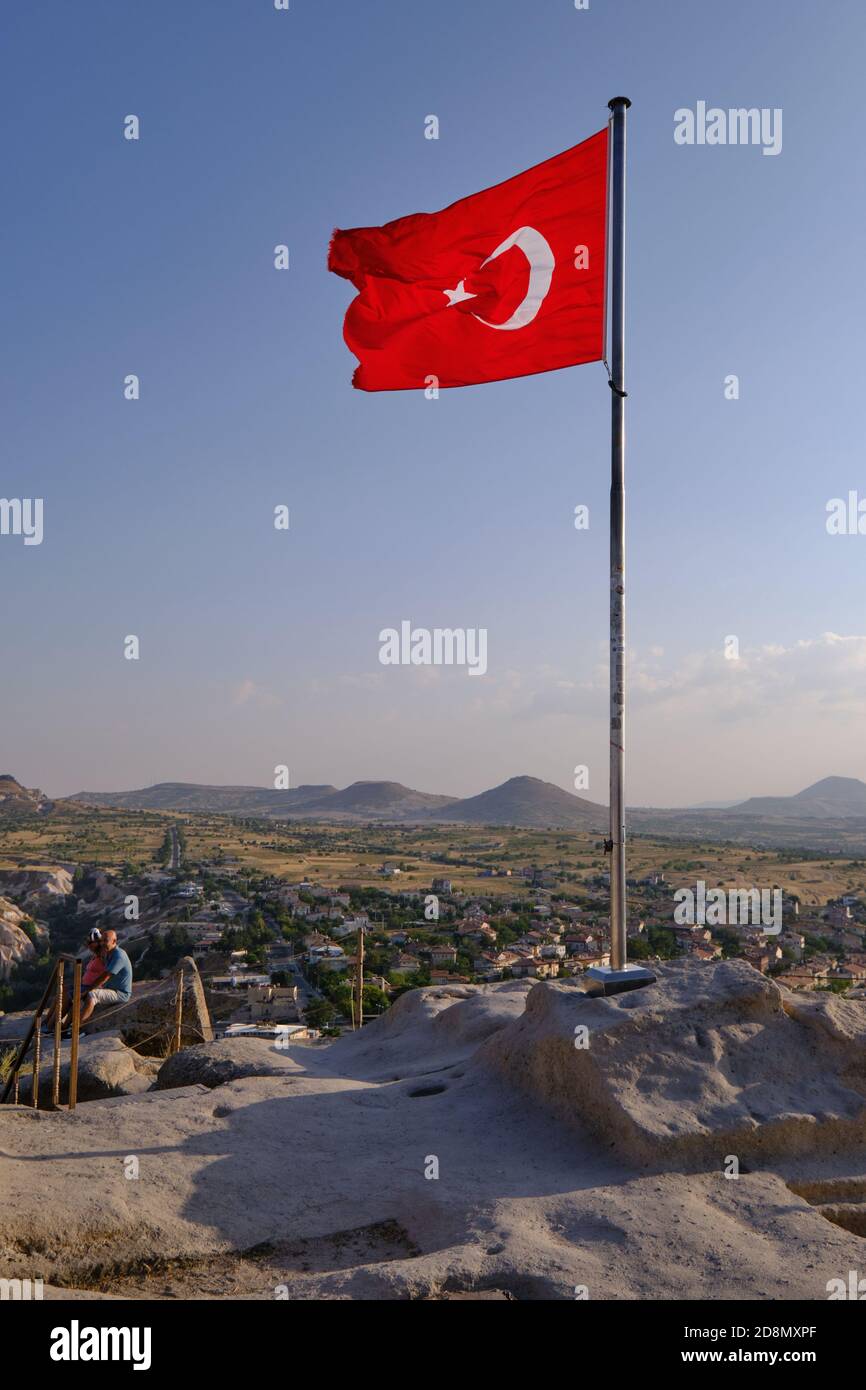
[{"x1": 355, "y1": 925, "x2": 365, "y2": 1027}]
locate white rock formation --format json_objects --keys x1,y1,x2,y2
[
  {"x1": 0, "y1": 896, "x2": 47, "y2": 981},
  {"x1": 2, "y1": 960, "x2": 866, "y2": 1300}
]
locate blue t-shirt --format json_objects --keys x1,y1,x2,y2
[{"x1": 104, "y1": 946, "x2": 132, "y2": 1001}]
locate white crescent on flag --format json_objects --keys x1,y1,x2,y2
[{"x1": 442, "y1": 226, "x2": 556, "y2": 330}]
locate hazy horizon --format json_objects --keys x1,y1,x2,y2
[
  {"x1": 7, "y1": 766, "x2": 864, "y2": 814},
  {"x1": 5, "y1": 1, "x2": 866, "y2": 807}
]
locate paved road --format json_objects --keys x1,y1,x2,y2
[{"x1": 169, "y1": 826, "x2": 181, "y2": 872}]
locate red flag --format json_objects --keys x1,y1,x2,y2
[{"x1": 328, "y1": 128, "x2": 608, "y2": 392}]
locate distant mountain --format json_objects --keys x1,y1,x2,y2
[
  {"x1": 47, "y1": 771, "x2": 866, "y2": 846},
  {"x1": 731, "y1": 776, "x2": 866, "y2": 819},
  {"x1": 0, "y1": 774, "x2": 54, "y2": 817},
  {"x1": 69, "y1": 779, "x2": 455, "y2": 821},
  {"x1": 427, "y1": 776, "x2": 607, "y2": 830},
  {"x1": 67, "y1": 774, "x2": 600, "y2": 828},
  {"x1": 297, "y1": 781, "x2": 457, "y2": 818},
  {"x1": 688, "y1": 799, "x2": 743, "y2": 810},
  {"x1": 71, "y1": 782, "x2": 339, "y2": 815}
]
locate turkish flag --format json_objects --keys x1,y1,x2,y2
[{"x1": 328, "y1": 127, "x2": 608, "y2": 391}]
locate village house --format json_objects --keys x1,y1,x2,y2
[
  {"x1": 427, "y1": 944, "x2": 458, "y2": 965},
  {"x1": 303, "y1": 931, "x2": 333, "y2": 953},
  {"x1": 557, "y1": 905, "x2": 582, "y2": 923},
  {"x1": 485, "y1": 949, "x2": 521, "y2": 971},
  {"x1": 693, "y1": 942, "x2": 723, "y2": 962},
  {"x1": 210, "y1": 971, "x2": 272, "y2": 990},
  {"x1": 457, "y1": 921, "x2": 496, "y2": 945},
  {"x1": 827, "y1": 963, "x2": 866, "y2": 986},
  {"x1": 393, "y1": 953, "x2": 422, "y2": 974},
  {"x1": 332, "y1": 915, "x2": 369, "y2": 939},
  {"x1": 743, "y1": 947, "x2": 771, "y2": 974},
  {"x1": 776, "y1": 968, "x2": 820, "y2": 991},
  {"x1": 779, "y1": 931, "x2": 805, "y2": 961},
  {"x1": 577, "y1": 950, "x2": 612, "y2": 972},
  {"x1": 565, "y1": 932, "x2": 597, "y2": 957},
  {"x1": 509, "y1": 958, "x2": 557, "y2": 979},
  {"x1": 246, "y1": 984, "x2": 300, "y2": 1023},
  {"x1": 513, "y1": 937, "x2": 540, "y2": 957}
]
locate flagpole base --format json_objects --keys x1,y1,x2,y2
[{"x1": 582, "y1": 964, "x2": 656, "y2": 997}]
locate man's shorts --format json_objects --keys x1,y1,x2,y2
[{"x1": 86, "y1": 988, "x2": 130, "y2": 1007}]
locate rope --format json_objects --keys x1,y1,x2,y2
[
  {"x1": 602, "y1": 358, "x2": 628, "y2": 398},
  {"x1": 2, "y1": 969, "x2": 196, "y2": 1057}
]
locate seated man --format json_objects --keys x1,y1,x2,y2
[
  {"x1": 43, "y1": 928, "x2": 107, "y2": 1032},
  {"x1": 78, "y1": 928, "x2": 133, "y2": 1026}
]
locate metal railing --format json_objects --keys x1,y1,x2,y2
[{"x1": 0, "y1": 954, "x2": 82, "y2": 1110}]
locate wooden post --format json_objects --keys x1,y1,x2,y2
[
  {"x1": 68, "y1": 960, "x2": 82, "y2": 1111},
  {"x1": 31, "y1": 1019, "x2": 41, "y2": 1109},
  {"x1": 173, "y1": 966, "x2": 184, "y2": 1054},
  {"x1": 51, "y1": 964, "x2": 64, "y2": 1108},
  {"x1": 0, "y1": 961, "x2": 59, "y2": 1106},
  {"x1": 356, "y1": 926, "x2": 365, "y2": 1029}
]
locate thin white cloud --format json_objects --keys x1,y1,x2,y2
[{"x1": 229, "y1": 679, "x2": 282, "y2": 710}]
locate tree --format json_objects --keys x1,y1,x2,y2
[
  {"x1": 305, "y1": 999, "x2": 337, "y2": 1027},
  {"x1": 363, "y1": 984, "x2": 389, "y2": 1015},
  {"x1": 20, "y1": 918, "x2": 38, "y2": 947}
]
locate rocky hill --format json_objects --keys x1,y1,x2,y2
[
  {"x1": 0, "y1": 896, "x2": 47, "y2": 980},
  {"x1": 0, "y1": 866, "x2": 74, "y2": 907},
  {"x1": 732, "y1": 775, "x2": 866, "y2": 819},
  {"x1": 0, "y1": 774, "x2": 54, "y2": 817},
  {"x1": 426, "y1": 775, "x2": 606, "y2": 829}
]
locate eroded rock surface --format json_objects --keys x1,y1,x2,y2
[
  {"x1": 156, "y1": 1037, "x2": 303, "y2": 1090},
  {"x1": 2, "y1": 961, "x2": 866, "y2": 1301},
  {"x1": 479, "y1": 960, "x2": 866, "y2": 1165},
  {"x1": 11, "y1": 1034, "x2": 158, "y2": 1106}
]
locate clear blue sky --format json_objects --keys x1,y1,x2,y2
[{"x1": 2, "y1": 0, "x2": 865, "y2": 804}]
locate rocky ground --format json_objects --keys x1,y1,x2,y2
[{"x1": 2, "y1": 960, "x2": 866, "y2": 1300}]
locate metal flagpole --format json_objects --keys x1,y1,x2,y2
[{"x1": 588, "y1": 97, "x2": 655, "y2": 997}]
